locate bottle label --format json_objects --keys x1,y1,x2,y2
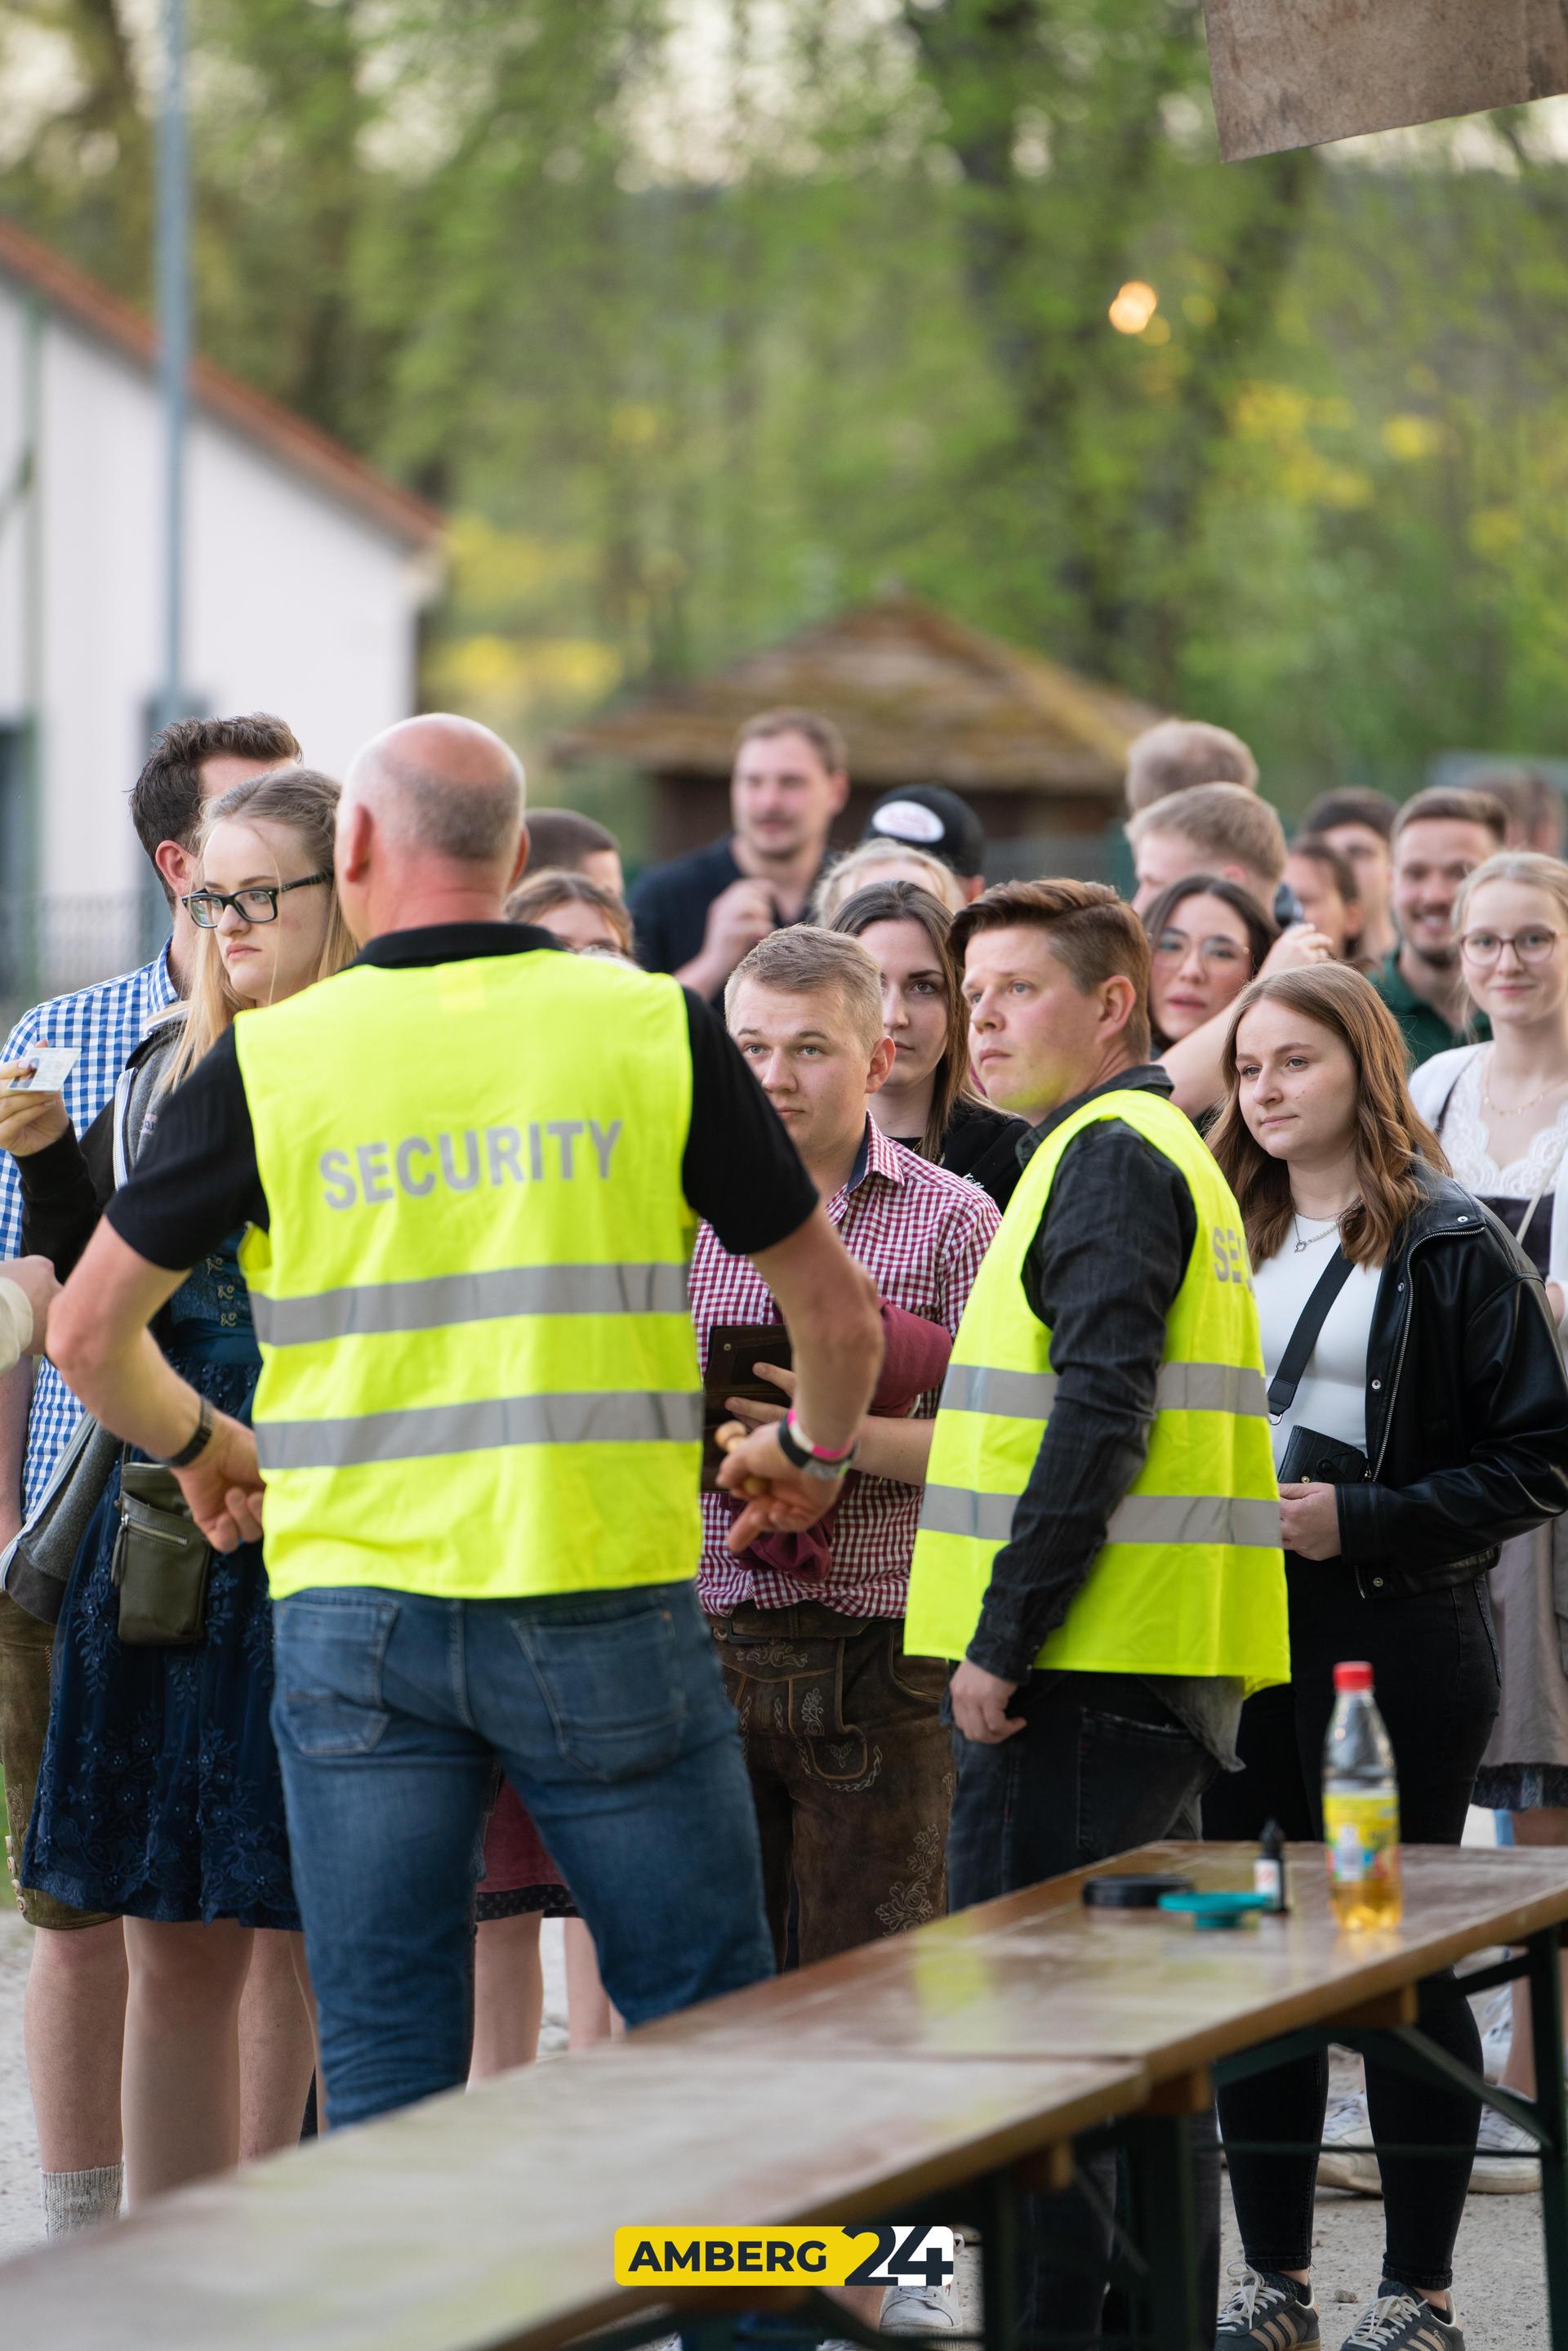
[{"x1": 1323, "y1": 1791, "x2": 1399, "y2": 1885}]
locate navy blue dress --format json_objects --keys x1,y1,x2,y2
[{"x1": 23, "y1": 1242, "x2": 299, "y2": 1929}]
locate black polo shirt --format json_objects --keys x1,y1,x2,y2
[{"x1": 105, "y1": 922, "x2": 817, "y2": 1272}]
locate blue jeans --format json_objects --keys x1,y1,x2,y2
[{"x1": 271, "y1": 1580, "x2": 774, "y2": 2127}]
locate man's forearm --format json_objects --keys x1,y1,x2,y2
[
  {"x1": 854, "y1": 1414, "x2": 935, "y2": 1485},
  {"x1": 51, "y1": 1324, "x2": 206, "y2": 1463},
  {"x1": 751, "y1": 1212, "x2": 882, "y2": 1455}
]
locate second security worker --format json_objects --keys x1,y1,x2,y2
[{"x1": 50, "y1": 715, "x2": 883, "y2": 2131}]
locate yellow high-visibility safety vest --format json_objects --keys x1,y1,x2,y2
[
  {"x1": 234, "y1": 949, "x2": 702, "y2": 1604},
  {"x1": 904, "y1": 1088, "x2": 1289, "y2": 1693}
]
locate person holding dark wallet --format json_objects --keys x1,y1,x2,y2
[{"x1": 1204, "y1": 962, "x2": 1568, "y2": 2351}]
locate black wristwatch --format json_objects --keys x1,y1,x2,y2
[
  {"x1": 154, "y1": 1393, "x2": 215, "y2": 1469},
  {"x1": 775, "y1": 1412, "x2": 858, "y2": 1481}
]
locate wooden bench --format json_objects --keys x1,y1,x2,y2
[{"x1": 0, "y1": 2046, "x2": 1145, "y2": 2351}]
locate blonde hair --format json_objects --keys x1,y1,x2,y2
[
  {"x1": 725, "y1": 925, "x2": 884, "y2": 1051},
  {"x1": 1124, "y1": 719, "x2": 1258, "y2": 814},
  {"x1": 504, "y1": 868, "x2": 635, "y2": 955},
  {"x1": 1125, "y1": 781, "x2": 1287, "y2": 891},
  {"x1": 167, "y1": 767, "x2": 354, "y2": 1087},
  {"x1": 812, "y1": 838, "x2": 965, "y2": 923}
]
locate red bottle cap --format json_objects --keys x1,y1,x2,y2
[{"x1": 1334, "y1": 1660, "x2": 1374, "y2": 1692}]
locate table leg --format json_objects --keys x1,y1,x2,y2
[
  {"x1": 1118, "y1": 2113, "x2": 1203, "y2": 2351},
  {"x1": 1527, "y1": 1928, "x2": 1568, "y2": 2351},
  {"x1": 978, "y1": 2165, "x2": 1023, "y2": 2351}
]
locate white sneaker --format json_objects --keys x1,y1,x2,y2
[
  {"x1": 1468, "y1": 2104, "x2": 1541, "y2": 2193},
  {"x1": 1314, "y1": 2090, "x2": 1382, "y2": 2196},
  {"x1": 881, "y1": 2272, "x2": 960, "y2": 2334}
]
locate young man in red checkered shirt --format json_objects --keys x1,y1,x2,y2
[{"x1": 693, "y1": 926, "x2": 999, "y2": 1969}]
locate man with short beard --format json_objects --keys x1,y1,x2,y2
[{"x1": 1372, "y1": 787, "x2": 1507, "y2": 1066}]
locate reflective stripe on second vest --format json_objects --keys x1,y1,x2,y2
[
  {"x1": 936, "y1": 1359, "x2": 1268, "y2": 1421},
  {"x1": 920, "y1": 1485, "x2": 1283, "y2": 1550}
]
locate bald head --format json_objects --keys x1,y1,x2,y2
[{"x1": 345, "y1": 715, "x2": 525, "y2": 872}]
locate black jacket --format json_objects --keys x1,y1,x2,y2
[{"x1": 1334, "y1": 1168, "x2": 1568, "y2": 1597}]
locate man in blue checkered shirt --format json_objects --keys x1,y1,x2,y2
[{"x1": 0, "y1": 711, "x2": 299, "y2": 2242}]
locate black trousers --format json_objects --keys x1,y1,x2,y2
[
  {"x1": 949, "y1": 1672, "x2": 1223, "y2": 2340},
  {"x1": 1204, "y1": 1560, "x2": 1500, "y2": 2293}
]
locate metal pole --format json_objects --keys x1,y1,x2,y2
[
  {"x1": 16, "y1": 292, "x2": 42, "y2": 1006},
  {"x1": 155, "y1": 0, "x2": 187, "y2": 735},
  {"x1": 148, "y1": 0, "x2": 188, "y2": 964}
]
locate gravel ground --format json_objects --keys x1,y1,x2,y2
[{"x1": 0, "y1": 1905, "x2": 1553, "y2": 2344}]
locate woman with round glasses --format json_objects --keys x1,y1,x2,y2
[
  {"x1": 1408, "y1": 850, "x2": 1568, "y2": 2176},
  {"x1": 1141, "y1": 875, "x2": 1279, "y2": 1122},
  {"x1": 1, "y1": 767, "x2": 352, "y2": 2203}
]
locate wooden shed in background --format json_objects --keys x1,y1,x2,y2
[{"x1": 553, "y1": 596, "x2": 1164, "y2": 875}]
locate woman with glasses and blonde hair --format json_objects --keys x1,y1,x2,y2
[
  {"x1": 0, "y1": 767, "x2": 351, "y2": 2204},
  {"x1": 1406, "y1": 851, "x2": 1568, "y2": 2163}
]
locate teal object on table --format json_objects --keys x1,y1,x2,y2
[{"x1": 1157, "y1": 1889, "x2": 1274, "y2": 1932}]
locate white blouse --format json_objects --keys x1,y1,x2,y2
[
  {"x1": 1253, "y1": 1227, "x2": 1380, "y2": 1471},
  {"x1": 1411, "y1": 1045, "x2": 1568, "y2": 1287}
]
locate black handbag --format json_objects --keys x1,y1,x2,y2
[
  {"x1": 110, "y1": 1463, "x2": 212, "y2": 1646},
  {"x1": 1267, "y1": 1245, "x2": 1370, "y2": 1487}
]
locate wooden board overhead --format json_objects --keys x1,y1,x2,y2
[{"x1": 1201, "y1": 0, "x2": 1568, "y2": 161}]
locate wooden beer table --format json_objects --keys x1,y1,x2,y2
[{"x1": 644, "y1": 1841, "x2": 1568, "y2": 2349}]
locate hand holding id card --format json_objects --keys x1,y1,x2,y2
[{"x1": 5, "y1": 1046, "x2": 79, "y2": 1094}]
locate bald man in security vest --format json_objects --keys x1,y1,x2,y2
[{"x1": 51, "y1": 714, "x2": 884, "y2": 2130}]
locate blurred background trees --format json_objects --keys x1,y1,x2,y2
[{"x1": 3, "y1": 0, "x2": 1566, "y2": 819}]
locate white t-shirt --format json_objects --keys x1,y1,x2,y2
[{"x1": 1253, "y1": 1224, "x2": 1380, "y2": 1471}]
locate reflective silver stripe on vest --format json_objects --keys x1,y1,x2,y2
[
  {"x1": 938, "y1": 1361, "x2": 1267, "y2": 1420},
  {"x1": 248, "y1": 1262, "x2": 691, "y2": 1345},
  {"x1": 255, "y1": 1389, "x2": 703, "y2": 1471},
  {"x1": 920, "y1": 1486, "x2": 1281, "y2": 1550}
]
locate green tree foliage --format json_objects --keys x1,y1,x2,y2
[{"x1": 2, "y1": 0, "x2": 1566, "y2": 798}]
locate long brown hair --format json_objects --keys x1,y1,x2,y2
[
  {"x1": 1209, "y1": 964, "x2": 1447, "y2": 1268},
  {"x1": 167, "y1": 767, "x2": 354, "y2": 1087},
  {"x1": 831, "y1": 879, "x2": 985, "y2": 1161}
]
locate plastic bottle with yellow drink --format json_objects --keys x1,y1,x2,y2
[{"x1": 1322, "y1": 1659, "x2": 1401, "y2": 1930}]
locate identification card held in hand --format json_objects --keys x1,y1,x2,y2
[{"x1": 7, "y1": 1046, "x2": 80, "y2": 1094}]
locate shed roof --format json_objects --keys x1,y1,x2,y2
[
  {"x1": 555, "y1": 596, "x2": 1164, "y2": 795},
  {"x1": 0, "y1": 214, "x2": 442, "y2": 551}
]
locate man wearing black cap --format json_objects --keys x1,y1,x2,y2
[{"x1": 862, "y1": 787, "x2": 987, "y2": 903}]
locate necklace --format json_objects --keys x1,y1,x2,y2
[
  {"x1": 1293, "y1": 1213, "x2": 1339, "y2": 1254},
  {"x1": 1481, "y1": 1049, "x2": 1568, "y2": 1120}
]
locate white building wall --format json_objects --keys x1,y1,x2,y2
[{"x1": 0, "y1": 273, "x2": 431, "y2": 993}]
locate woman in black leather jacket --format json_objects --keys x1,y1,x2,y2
[{"x1": 1202, "y1": 964, "x2": 1568, "y2": 2351}]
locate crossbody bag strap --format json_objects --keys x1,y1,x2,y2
[{"x1": 1266, "y1": 1246, "x2": 1355, "y2": 1421}]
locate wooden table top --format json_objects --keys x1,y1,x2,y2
[
  {"x1": 639, "y1": 1842, "x2": 1568, "y2": 2080},
  {"x1": 0, "y1": 2047, "x2": 1146, "y2": 2351}
]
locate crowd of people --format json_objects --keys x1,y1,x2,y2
[{"x1": 1, "y1": 697, "x2": 1566, "y2": 2351}]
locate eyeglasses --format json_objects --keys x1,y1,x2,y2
[
  {"x1": 183, "y1": 873, "x2": 332, "y2": 929},
  {"x1": 1458, "y1": 927, "x2": 1568, "y2": 967},
  {"x1": 1152, "y1": 930, "x2": 1247, "y2": 968}
]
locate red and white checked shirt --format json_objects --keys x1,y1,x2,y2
[{"x1": 693, "y1": 1119, "x2": 1000, "y2": 1617}]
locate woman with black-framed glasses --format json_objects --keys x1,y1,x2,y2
[
  {"x1": 1410, "y1": 850, "x2": 1568, "y2": 2177},
  {"x1": 0, "y1": 767, "x2": 353, "y2": 2207}
]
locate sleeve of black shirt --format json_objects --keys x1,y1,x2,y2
[
  {"x1": 104, "y1": 1028, "x2": 264, "y2": 1273},
  {"x1": 105, "y1": 990, "x2": 816, "y2": 1275},
  {"x1": 19, "y1": 1104, "x2": 116, "y2": 1278},
  {"x1": 966, "y1": 1120, "x2": 1197, "y2": 1683},
  {"x1": 679, "y1": 991, "x2": 817, "y2": 1255}
]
